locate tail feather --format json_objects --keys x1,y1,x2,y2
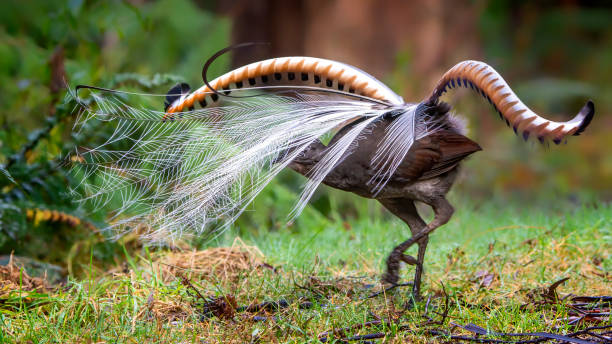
[
  {"x1": 71, "y1": 87, "x2": 416, "y2": 242},
  {"x1": 426, "y1": 60, "x2": 595, "y2": 144}
]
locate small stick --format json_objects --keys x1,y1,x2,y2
[{"x1": 363, "y1": 282, "x2": 413, "y2": 299}]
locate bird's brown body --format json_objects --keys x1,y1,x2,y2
[{"x1": 288, "y1": 102, "x2": 481, "y2": 298}]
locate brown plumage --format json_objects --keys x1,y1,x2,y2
[{"x1": 287, "y1": 102, "x2": 480, "y2": 299}]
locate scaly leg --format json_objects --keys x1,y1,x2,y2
[
  {"x1": 412, "y1": 236, "x2": 429, "y2": 300},
  {"x1": 379, "y1": 197, "x2": 454, "y2": 300}
]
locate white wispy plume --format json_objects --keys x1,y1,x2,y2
[
  {"x1": 369, "y1": 106, "x2": 447, "y2": 194},
  {"x1": 69, "y1": 88, "x2": 440, "y2": 243}
]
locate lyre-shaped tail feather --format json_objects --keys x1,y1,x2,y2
[
  {"x1": 426, "y1": 60, "x2": 594, "y2": 144},
  {"x1": 70, "y1": 86, "x2": 411, "y2": 242}
]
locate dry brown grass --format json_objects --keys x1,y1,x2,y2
[
  {"x1": 151, "y1": 237, "x2": 268, "y2": 284},
  {"x1": 105, "y1": 238, "x2": 275, "y2": 324},
  {"x1": 0, "y1": 254, "x2": 50, "y2": 298}
]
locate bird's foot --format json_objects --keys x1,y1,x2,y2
[
  {"x1": 381, "y1": 270, "x2": 399, "y2": 285},
  {"x1": 381, "y1": 252, "x2": 423, "y2": 302},
  {"x1": 382, "y1": 252, "x2": 418, "y2": 284}
]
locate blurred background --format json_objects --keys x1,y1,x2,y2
[{"x1": 0, "y1": 0, "x2": 610, "y2": 274}]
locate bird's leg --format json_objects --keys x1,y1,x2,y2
[
  {"x1": 411, "y1": 235, "x2": 431, "y2": 300},
  {"x1": 379, "y1": 199, "x2": 423, "y2": 284},
  {"x1": 378, "y1": 199, "x2": 426, "y2": 294},
  {"x1": 379, "y1": 197, "x2": 454, "y2": 300}
]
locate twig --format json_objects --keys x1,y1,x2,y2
[
  {"x1": 428, "y1": 282, "x2": 451, "y2": 325},
  {"x1": 363, "y1": 282, "x2": 413, "y2": 299},
  {"x1": 236, "y1": 299, "x2": 314, "y2": 313},
  {"x1": 543, "y1": 277, "x2": 570, "y2": 300},
  {"x1": 177, "y1": 273, "x2": 211, "y2": 303},
  {"x1": 318, "y1": 320, "x2": 388, "y2": 342},
  {"x1": 293, "y1": 276, "x2": 328, "y2": 300}
]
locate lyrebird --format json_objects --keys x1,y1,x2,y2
[{"x1": 75, "y1": 45, "x2": 594, "y2": 300}]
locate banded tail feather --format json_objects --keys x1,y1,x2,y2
[
  {"x1": 426, "y1": 60, "x2": 594, "y2": 144},
  {"x1": 162, "y1": 56, "x2": 404, "y2": 120}
]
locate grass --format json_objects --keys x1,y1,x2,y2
[{"x1": 1, "y1": 195, "x2": 610, "y2": 343}]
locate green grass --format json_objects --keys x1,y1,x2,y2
[{"x1": 1, "y1": 197, "x2": 610, "y2": 343}]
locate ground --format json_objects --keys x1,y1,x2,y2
[{"x1": 1, "y1": 197, "x2": 610, "y2": 343}]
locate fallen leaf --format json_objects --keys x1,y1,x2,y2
[{"x1": 474, "y1": 270, "x2": 495, "y2": 288}]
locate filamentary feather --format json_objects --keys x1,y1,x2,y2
[{"x1": 71, "y1": 89, "x2": 438, "y2": 242}]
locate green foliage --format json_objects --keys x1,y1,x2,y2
[{"x1": 0, "y1": 0, "x2": 229, "y2": 265}]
